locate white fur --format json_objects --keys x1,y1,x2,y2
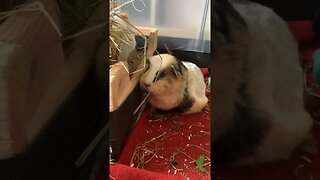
[
  {"x1": 231, "y1": 1, "x2": 313, "y2": 164},
  {"x1": 140, "y1": 54, "x2": 177, "y2": 86},
  {"x1": 140, "y1": 54, "x2": 208, "y2": 114},
  {"x1": 182, "y1": 62, "x2": 208, "y2": 114}
]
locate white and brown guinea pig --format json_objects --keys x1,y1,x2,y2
[
  {"x1": 212, "y1": 0, "x2": 315, "y2": 166},
  {"x1": 140, "y1": 53, "x2": 208, "y2": 114}
]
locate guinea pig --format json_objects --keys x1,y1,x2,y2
[
  {"x1": 212, "y1": 0, "x2": 314, "y2": 166},
  {"x1": 140, "y1": 53, "x2": 208, "y2": 114}
]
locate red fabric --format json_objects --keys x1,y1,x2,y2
[
  {"x1": 110, "y1": 69, "x2": 211, "y2": 180},
  {"x1": 287, "y1": 21, "x2": 315, "y2": 43},
  {"x1": 200, "y1": 68, "x2": 209, "y2": 76},
  {"x1": 109, "y1": 163, "x2": 185, "y2": 180}
]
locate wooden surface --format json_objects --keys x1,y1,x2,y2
[
  {"x1": 109, "y1": 61, "x2": 143, "y2": 112},
  {"x1": 109, "y1": 26, "x2": 158, "y2": 112},
  {"x1": 136, "y1": 26, "x2": 158, "y2": 57}
]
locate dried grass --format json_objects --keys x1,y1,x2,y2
[
  {"x1": 130, "y1": 119, "x2": 211, "y2": 177},
  {"x1": 109, "y1": 0, "x2": 148, "y2": 75},
  {"x1": 130, "y1": 132, "x2": 167, "y2": 168}
]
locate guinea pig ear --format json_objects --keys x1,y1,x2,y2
[
  {"x1": 171, "y1": 65, "x2": 180, "y2": 76},
  {"x1": 171, "y1": 58, "x2": 187, "y2": 76}
]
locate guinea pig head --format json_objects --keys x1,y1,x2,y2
[{"x1": 140, "y1": 54, "x2": 188, "y2": 97}]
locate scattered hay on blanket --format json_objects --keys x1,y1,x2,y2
[
  {"x1": 130, "y1": 123, "x2": 211, "y2": 178},
  {"x1": 130, "y1": 132, "x2": 166, "y2": 168}
]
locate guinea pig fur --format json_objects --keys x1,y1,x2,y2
[
  {"x1": 140, "y1": 54, "x2": 208, "y2": 114},
  {"x1": 212, "y1": 0, "x2": 314, "y2": 166}
]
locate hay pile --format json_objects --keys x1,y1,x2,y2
[{"x1": 109, "y1": 0, "x2": 147, "y2": 74}]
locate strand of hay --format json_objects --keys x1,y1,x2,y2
[{"x1": 130, "y1": 132, "x2": 167, "y2": 168}]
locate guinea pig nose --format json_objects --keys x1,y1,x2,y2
[{"x1": 144, "y1": 83, "x2": 151, "y2": 87}]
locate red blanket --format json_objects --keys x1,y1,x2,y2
[{"x1": 110, "y1": 69, "x2": 211, "y2": 180}]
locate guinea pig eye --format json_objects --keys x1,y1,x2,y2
[
  {"x1": 158, "y1": 71, "x2": 165, "y2": 79},
  {"x1": 153, "y1": 71, "x2": 165, "y2": 82},
  {"x1": 145, "y1": 60, "x2": 150, "y2": 72}
]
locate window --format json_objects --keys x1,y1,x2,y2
[{"x1": 119, "y1": 0, "x2": 211, "y2": 53}]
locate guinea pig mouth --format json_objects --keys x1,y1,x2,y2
[
  {"x1": 140, "y1": 82, "x2": 153, "y2": 91},
  {"x1": 140, "y1": 85, "x2": 150, "y2": 92}
]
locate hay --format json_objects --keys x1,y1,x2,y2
[
  {"x1": 130, "y1": 113, "x2": 211, "y2": 177},
  {"x1": 130, "y1": 132, "x2": 167, "y2": 168},
  {"x1": 109, "y1": 0, "x2": 148, "y2": 75}
]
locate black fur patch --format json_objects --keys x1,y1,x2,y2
[
  {"x1": 170, "y1": 59, "x2": 187, "y2": 78},
  {"x1": 153, "y1": 57, "x2": 187, "y2": 82},
  {"x1": 170, "y1": 66, "x2": 179, "y2": 77},
  {"x1": 145, "y1": 58, "x2": 150, "y2": 71},
  {"x1": 174, "y1": 57, "x2": 188, "y2": 74},
  {"x1": 212, "y1": 101, "x2": 270, "y2": 165},
  {"x1": 175, "y1": 92, "x2": 195, "y2": 113},
  {"x1": 153, "y1": 71, "x2": 166, "y2": 82}
]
